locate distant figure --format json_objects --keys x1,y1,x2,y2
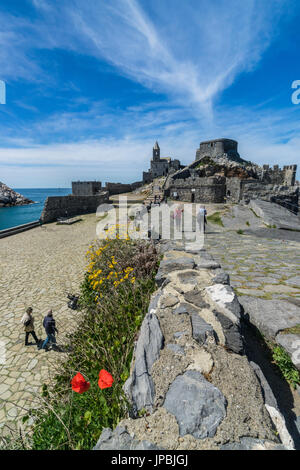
[
  {"x1": 174, "y1": 204, "x2": 184, "y2": 231},
  {"x1": 21, "y1": 307, "x2": 40, "y2": 347},
  {"x1": 197, "y1": 205, "x2": 207, "y2": 233},
  {"x1": 41, "y1": 310, "x2": 58, "y2": 350}
]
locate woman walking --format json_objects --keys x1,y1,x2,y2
[{"x1": 21, "y1": 307, "x2": 40, "y2": 347}]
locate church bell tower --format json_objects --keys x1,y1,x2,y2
[{"x1": 153, "y1": 141, "x2": 160, "y2": 161}]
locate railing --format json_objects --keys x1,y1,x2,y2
[{"x1": 0, "y1": 220, "x2": 41, "y2": 239}]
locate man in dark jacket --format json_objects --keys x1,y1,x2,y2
[{"x1": 40, "y1": 310, "x2": 58, "y2": 350}]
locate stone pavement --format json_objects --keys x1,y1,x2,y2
[
  {"x1": 204, "y1": 225, "x2": 300, "y2": 302},
  {"x1": 0, "y1": 214, "x2": 98, "y2": 435}
]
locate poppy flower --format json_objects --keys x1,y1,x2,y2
[
  {"x1": 71, "y1": 372, "x2": 90, "y2": 393},
  {"x1": 98, "y1": 369, "x2": 114, "y2": 389}
]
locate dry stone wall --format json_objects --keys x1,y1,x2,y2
[{"x1": 94, "y1": 241, "x2": 294, "y2": 450}]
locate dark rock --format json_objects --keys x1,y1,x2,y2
[
  {"x1": 213, "y1": 309, "x2": 244, "y2": 354},
  {"x1": 163, "y1": 370, "x2": 227, "y2": 439},
  {"x1": 184, "y1": 288, "x2": 210, "y2": 308},
  {"x1": 159, "y1": 257, "x2": 196, "y2": 274},
  {"x1": 124, "y1": 312, "x2": 164, "y2": 414},
  {"x1": 221, "y1": 437, "x2": 287, "y2": 450},
  {"x1": 212, "y1": 270, "x2": 230, "y2": 285},
  {"x1": 93, "y1": 426, "x2": 161, "y2": 450},
  {"x1": 191, "y1": 314, "x2": 215, "y2": 346}
]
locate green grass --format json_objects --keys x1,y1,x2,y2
[
  {"x1": 207, "y1": 211, "x2": 224, "y2": 227},
  {"x1": 250, "y1": 208, "x2": 260, "y2": 218},
  {"x1": 281, "y1": 324, "x2": 300, "y2": 335},
  {"x1": 245, "y1": 221, "x2": 250, "y2": 226},
  {"x1": 236, "y1": 229, "x2": 244, "y2": 235},
  {"x1": 272, "y1": 345, "x2": 300, "y2": 389}
]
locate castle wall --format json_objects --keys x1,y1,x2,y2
[
  {"x1": 240, "y1": 180, "x2": 299, "y2": 211},
  {"x1": 105, "y1": 182, "x2": 133, "y2": 195},
  {"x1": 40, "y1": 194, "x2": 109, "y2": 223},
  {"x1": 167, "y1": 176, "x2": 226, "y2": 203},
  {"x1": 195, "y1": 139, "x2": 238, "y2": 161},
  {"x1": 72, "y1": 181, "x2": 102, "y2": 196},
  {"x1": 225, "y1": 177, "x2": 242, "y2": 203}
]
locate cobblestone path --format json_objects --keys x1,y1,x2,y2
[
  {"x1": 0, "y1": 214, "x2": 98, "y2": 434},
  {"x1": 204, "y1": 224, "x2": 300, "y2": 302}
]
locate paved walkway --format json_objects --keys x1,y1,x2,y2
[
  {"x1": 204, "y1": 224, "x2": 300, "y2": 302},
  {"x1": 0, "y1": 214, "x2": 98, "y2": 434}
]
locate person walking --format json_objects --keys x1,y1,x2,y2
[
  {"x1": 40, "y1": 310, "x2": 58, "y2": 350},
  {"x1": 21, "y1": 307, "x2": 40, "y2": 347},
  {"x1": 174, "y1": 204, "x2": 183, "y2": 231},
  {"x1": 197, "y1": 205, "x2": 207, "y2": 233}
]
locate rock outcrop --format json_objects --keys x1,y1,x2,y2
[{"x1": 0, "y1": 182, "x2": 33, "y2": 207}]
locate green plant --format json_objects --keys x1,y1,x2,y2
[
  {"x1": 236, "y1": 229, "x2": 244, "y2": 235},
  {"x1": 272, "y1": 346, "x2": 300, "y2": 389},
  {"x1": 207, "y1": 212, "x2": 224, "y2": 227},
  {"x1": 28, "y1": 233, "x2": 159, "y2": 450},
  {"x1": 245, "y1": 221, "x2": 250, "y2": 226}
]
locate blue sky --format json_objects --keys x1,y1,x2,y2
[{"x1": 0, "y1": 0, "x2": 300, "y2": 187}]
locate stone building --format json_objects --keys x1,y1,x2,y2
[
  {"x1": 164, "y1": 138, "x2": 298, "y2": 210},
  {"x1": 143, "y1": 142, "x2": 182, "y2": 183}
]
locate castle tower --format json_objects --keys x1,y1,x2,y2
[{"x1": 153, "y1": 141, "x2": 160, "y2": 162}]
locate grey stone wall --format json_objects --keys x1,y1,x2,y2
[
  {"x1": 105, "y1": 182, "x2": 133, "y2": 195},
  {"x1": 72, "y1": 181, "x2": 102, "y2": 196},
  {"x1": 168, "y1": 176, "x2": 226, "y2": 203},
  {"x1": 195, "y1": 138, "x2": 240, "y2": 162},
  {"x1": 40, "y1": 194, "x2": 109, "y2": 223}
]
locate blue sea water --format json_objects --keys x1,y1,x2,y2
[{"x1": 0, "y1": 188, "x2": 71, "y2": 231}]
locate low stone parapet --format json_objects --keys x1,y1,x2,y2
[{"x1": 94, "y1": 241, "x2": 294, "y2": 450}]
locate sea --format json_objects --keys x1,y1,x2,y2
[{"x1": 0, "y1": 188, "x2": 71, "y2": 231}]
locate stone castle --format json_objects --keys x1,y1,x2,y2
[
  {"x1": 164, "y1": 138, "x2": 298, "y2": 211},
  {"x1": 143, "y1": 141, "x2": 182, "y2": 184}
]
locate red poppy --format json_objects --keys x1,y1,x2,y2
[
  {"x1": 71, "y1": 372, "x2": 90, "y2": 393},
  {"x1": 98, "y1": 369, "x2": 114, "y2": 389}
]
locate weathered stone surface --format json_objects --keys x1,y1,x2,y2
[
  {"x1": 159, "y1": 257, "x2": 195, "y2": 274},
  {"x1": 206, "y1": 284, "x2": 241, "y2": 321},
  {"x1": 211, "y1": 269, "x2": 230, "y2": 285},
  {"x1": 124, "y1": 312, "x2": 164, "y2": 414},
  {"x1": 250, "y1": 361, "x2": 295, "y2": 449},
  {"x1": 213, "y1": 309, "x2": 244, "y2": 354},
  {"x1": 93, "y1": 426, "x2": 161, "y2": 450},
  {"x1": 221, "y1": 437, "x2": 287, "y2": 450},
  {"x1": 249, "y1": 199, "x2": 300, "y2": 231},
  {"x1": 239, "y1": 296, "x2": 300, "y2": 339},
  {"x1": 166, "y1": 344, "x2": 185, "y2": 356},
  {"x1": 191, "y1": 314, "x2": 215, "y2": 346},
  {"x1": 250, "y1": 361, "x2": 278, "y2": 408},
  {"x1": 173, "y1": 302, "x2": 199, "y2": 316},
  {"x1": 276, "y1": 333, "x2": 300, "y2": 370},
  {"x1": 163, "y1": 370, "x2": 227, "y2": 439},
  {"x1": 285, "y1": 276, "x2": 300, "y2": 287},
  {"x1": 183, "y1": 288, "x2": 210, "y2": 308},
  {"x1": 172, "y1": 303, "x2": 190, "y2": 315},
  {"x1": 159, "y1": 294, "x2": 179, "y2": 309}
]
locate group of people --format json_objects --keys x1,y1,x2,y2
[{"x1": 21, "y1": 307, "x2": 58, "y2": 350}]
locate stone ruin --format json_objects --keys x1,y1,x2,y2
[{"x1": 164, "y1": 138, "x2": 298, "y2": 212}]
